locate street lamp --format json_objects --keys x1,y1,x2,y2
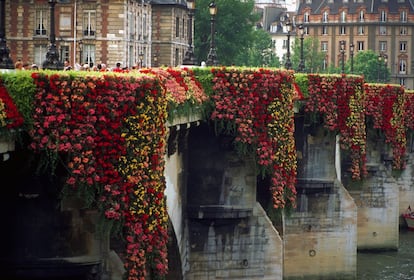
[
  {"x1": 297, "y1": 24, "x2": 305, "y2": 72},
  {"x1": 350, "y1": 43, "x2": 354, "y2": 74},
  {"x1": 340, "y1": 40, "x2": 346, "y2": 74},
  {"x1": 153, "y1": 53, "x2": 158, "y2": 67},
  {"x1": 42, "y1": 0, "x2": 63, "y2": 70},
  {"x1": 206, "y1": 1, "x2": 218, "y2": 66},
  {"x1": 0, "y1": 0, "x2": 13, "y2": 69},
  {"x1": 139, "y1": 52, "x2": 144, "y2": 68},
  {"x1": 183, "y1": 0, "x2": 197, "y2": 65},
  {"x1": 284, "y1": 18, "x2": 292, "y2": 70}
]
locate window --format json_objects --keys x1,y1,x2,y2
[
  {"x1": 322, "y1": 58, "x2": 328, "y2": 70},
  {"x1": 304, "y1": 12, "x2": 309, "y2": 23},
  {"x1": 60, "y1": 45, "x2": 70, "y2": 64},
  {"x1": 380, "y1": 26, "x2": 387, "y2": 35},
  {"x1": 304, "y1": 26, "x2": 309, "y2": 35},
  {"x1": 379, "y1": 41, "x2": 387, "y2": 52},
  {"x1": 400, "y1": 41, "x2": 407, "y2": 52},
  {"x1": 340, "y1": 26, "x2": 346, "y2": 35},
  {"x1": 175, "y1": 48, "x2": 179, "y2": 66},
  {"x1": 401, "y1": 10, "x2": 407, "y2": 22},
  {"x1": 34, "y1": 45, "x2": 48, "y2": 66},
  {"x1": 322, "y1": 11, "x2": 328, "y2": 23},
  {"x1": 357, "y1": 41, "x2": 364, "y2": 51},
  {"x1": 400, "y1": 78, "x2": 406, "y2": 86},
  {"x1": 340, "y1": 11, "x2": 346, "y2": 23},
  {"x1": 399, "y1": 59, "x2": 407, "y2": 74},
  {"x1": 128, "y1": 12, "x2": 135, "y2": 39},
  {"x1": 321, "y1": 41, "x2": 328, "y2": 52},
  {"x1": 83, "y1": 10, "x2": 96, "y2": 37},
  {"x1": 175, "y1": 17, "x2": 179, "y2": 37},
  {"x1": 35, "y1": 9, "x2": 47, "y2": 36},
  {"x1": 359, "y1": 10, "x2": 364, "y2": 22},
  {"x1": 142, "y1": 13, "x2": 147, "y2": 40},
  {"x1": 380, "y1": 11, "x2": 387, "y2": 22},
  {"x1": 358, "y1": 26, "x2": 364, "y2": 35},
  {"x1": 322, "y1": 26, "x2": 328, "y2": 35},
  {"x1": 59, "y1": 14, "x2": 71, "y2": 31},
  {"x1": 283, "y1": 39, "x2": 288, "y2": 49},
  {"x1": 400, "y1": 26, "x2": 408, "y2": 35},
  {"x1": 82, "y1": 44, "x2": 95, "y2": 66},
  {"x1": 182, "y1": 18, "x2": 185, "y2": 39}
]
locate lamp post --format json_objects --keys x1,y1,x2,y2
[
  {"x1": 0, "y1": 0, "x2": 13, "y2": 69},
  {"x1": 183, "y1": 0, "x2": 197, "y2": 65},
  {"x1": 153, "y1": 53, "x2": 158, "y2": 67},
  {"x1": 206, "y1": 1, "x2": 218, "y2": 66},
  {"x1": 79, "y1": 40, "x2": 83, "y2": 64},
  {"x1": 297, "y1": 24, "x2": 305, "y2": 72},
  {"x1": 42, "y1": 0, "x2": 63, "y2": 70},
  {"x1": 139, "y1": 52, "x2": 144, "y2": 68},
  {"x1": 350, "y1": 43, "x2": 354, "y2": 74},
  {"x1": 340, "y1": 40, "x2": 345, "y2": 74},
  {"x1": 284, "y1": 18, "x2": 292, "y2": 70}
]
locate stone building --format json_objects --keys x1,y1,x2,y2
[
  {"x1": 5, "y1": 0, "x2": 191, "y2": 69},
  {"x1": 296, "y1": 0, "x2": 414, "y2": 88}
]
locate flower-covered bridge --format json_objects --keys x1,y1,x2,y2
[{"x1": 0, "y1": 67, "x2": 413, "y2": 279}]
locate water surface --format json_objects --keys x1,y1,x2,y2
[{"x1": 357, "y1": 229, "x2": 414, "y2": 280}]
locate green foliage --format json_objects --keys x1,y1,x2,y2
[
  {"x1": 1, "y1": 71, "x2": 36, "y2": 129},
  {"x1": 349, "y1": 50, "x2": 390, "y2": 83},
  {"x1": 193, "y1": 67, "x2": 216, "y2": 117},
  {"x1": 236, "y1": 29, "x2": 280, "y2": 67},
  {"x1": 194, "y1": 0, "x2": 259, "y2": 66},
  {"x1": 294, "y1": 73, "x2": 309, "y2": 98},
  {"x1": 291, "y1": 37, "x2": 325, "y2": 73}
]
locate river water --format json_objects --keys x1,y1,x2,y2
[{"x1": 357, "y1": 229, "x2": 414, "y2": 279}]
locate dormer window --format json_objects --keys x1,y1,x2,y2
[
  {"x1": 340, "y1": 11, "x2": 346, "y2": 23},
  {"x1": 304, "y1": 12, "x2": 309, "y2": 23},
  {"x1": 401, "y1": 10, "x2": 407, "y2": 22},
  {"x1": 322, "y1": 11, "x2": 328, "y2": 23},
  {"x1": 359, "y1": 10, "x2": 364, "y2": 22},
  {"x1": 380, "y1": 10, "x2": 387, "y2": 22}
]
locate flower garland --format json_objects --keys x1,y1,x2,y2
[
  {"x1": 365, "y1": 84, "x2": 406, "y2": 169},
  {"x1": 305, "y1": 74, "x2": 367, "y2": 180},
  {"x1": 210, "y1": 67, "x2": 297, "y2": 209},
  {"x1": 404, "y1": 90, "x2": 414, "y2": 130},
  {"x1": 29, "y1": 72, "x2": 168, "y2": 279},
  {"x1": 0, "y1": 81, "x2": 24, "y2": 135},
  {"x1": 139, "y1": 67, "x2": 208, "y2": 120}
]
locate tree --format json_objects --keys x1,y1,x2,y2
[
  {"x1": 346, "y1": 50, "x2": 390, "y2": 83},
  {"x1": 236, "y1": 28, "x2": 280, "y2": 67},
  {"x1": 194, "y1": 0, "x2": 259, "y2": 66},
  {"x1": 290, "y1": 37, "x2": 325, "y2": 73}
]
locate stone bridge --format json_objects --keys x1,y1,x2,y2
[{"x1": 1, "y1": 95, "x2": 413, "y2": 280}]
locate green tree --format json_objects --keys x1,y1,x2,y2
[
  {"x1": 346, "y1": 50, "x2": 390, "y2": 83},
  {"x1": 194, "y1": 0, "x2": 259, "y2": 66},
  {"x1": 290, "y1": 37, "x2": 325, "y2": 73},
  {"x1": 236, "y1": 28, "x2": 280, "y2": 67}
]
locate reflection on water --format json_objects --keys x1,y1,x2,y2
[{"x1": 357, "y1": 229, "x2": 414, "y2": 280}]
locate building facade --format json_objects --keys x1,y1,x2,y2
[
  {"x1": 5, "y1": 0, "x2": 191, "y2": 70},
  {"x1": 296, "y1": 0, "x2": 414, "y2": 88}
]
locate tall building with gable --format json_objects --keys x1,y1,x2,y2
[{"x1": 296, "y1": 0, "x2": 414, "y2": 88}]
